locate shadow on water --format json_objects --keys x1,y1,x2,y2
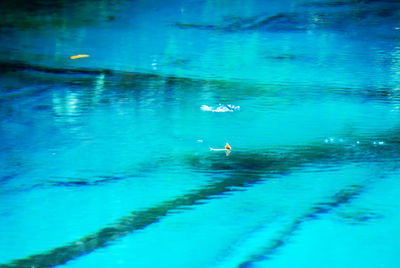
[
  {"x1": 2, "y1": 60, "x2": 400, "y2": 105},
  {"x1": 0, "y1": 0, "x2": 125, "y2": 30},
  {"x1": 175, "y1": 0, "x2": 400, "y2": 38},
  {"x1": 1, "y1": 131, "x2": 400, "y2": 267}
]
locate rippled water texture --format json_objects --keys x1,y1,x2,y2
[{"x1": 1, "y1": 0, "x2": 400, "y2": 267}]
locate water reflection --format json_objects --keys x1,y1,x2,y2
[{"x1": 1, "y1": 0, "x2": 400, "y2": 84}]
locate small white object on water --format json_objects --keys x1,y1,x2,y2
[
  {"x1": 200, "y1": 104, "x2": 240, "y2": 113},
  {"x1": 214, "y1": 106, "x2": 230, "y2": 112},
  {"x1": 197, "y1": 139, "x2": 203, "y2": 143},
  {"x1": 200, "y1": 105, "x2": 213, "y2": 111}
]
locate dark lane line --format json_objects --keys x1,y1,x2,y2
[
  {"x1": 238, "y1": 184, "x2": 366, "y2": 268},
  {"x1": 0, "y1": 175, "x2": 136, "y2": 195},
  {"x1": 0, "y1": 156, "x2": 280, "y2": 268}
]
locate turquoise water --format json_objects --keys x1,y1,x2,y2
[{"x1": 1, "y1": 0, "x2": 400, "y2": 267}]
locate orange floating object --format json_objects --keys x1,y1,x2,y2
[
  {"x1": 70, "y1": 54, "x2": 90, "y2": 59},
  {"x1": 225, "y1": 143, "x2": 231, "y2": 150}
]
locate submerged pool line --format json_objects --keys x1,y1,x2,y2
[{"x1": 1, "y1": 135, "x2": 398, "y2": 268}]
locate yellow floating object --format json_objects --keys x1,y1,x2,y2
[
  {"x1": 225, "y1": 143, "x2": 231, "y2": 150},
  {"x1": 70, "y1": 54, "x2": 90, "y2": 59}
]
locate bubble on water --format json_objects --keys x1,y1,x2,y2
[
  {"x1": 372, "y1": 141, "x2": 384, "y2": 145},
  {"x1": 151, "y1": 60, "x2": 158, "y2": 70}
]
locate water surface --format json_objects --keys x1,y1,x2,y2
[{"x1": 1, "y1": 0, "x2": 400, "y2": 267}]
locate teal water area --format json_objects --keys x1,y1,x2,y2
[{"x1": 1, "y1": 0, "x2": 400, "y2": 267}]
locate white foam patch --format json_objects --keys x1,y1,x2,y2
[{"x1": 200, "y1": 104, "x2": 240, "y2": 113}]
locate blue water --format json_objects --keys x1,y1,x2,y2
[{"x1": 1, "y1": 0, "x2": 400, "y2": 267}]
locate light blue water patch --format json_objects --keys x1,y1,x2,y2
[
  {"x1": 0, "y1": 167, "x2": 215, "y2": 263},
  {"x1": 63, "y1": 163, "x2": 377, "y2": 268},
  {"x1": 256, "y1": 168, "x2": 400, "y2": 268}
]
